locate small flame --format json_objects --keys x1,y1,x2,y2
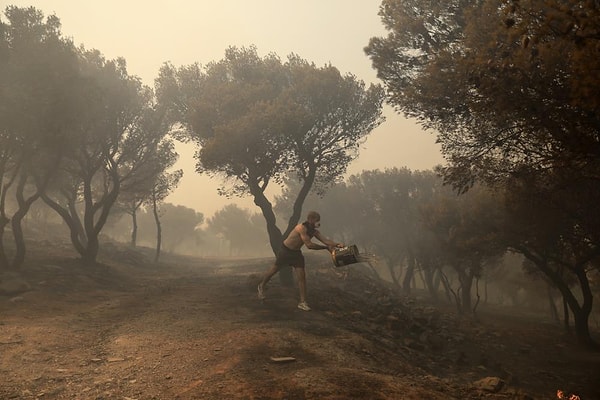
[{"x1": 557, "y1": 389, "x2": 581, "y2": 400}]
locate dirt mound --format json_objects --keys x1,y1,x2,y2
[{"x1": 0, "y1": 243, "x2": 598, "y2": 399}]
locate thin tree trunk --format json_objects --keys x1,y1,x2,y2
[
  {"x1": 131, "y1": 209, "x2": 138, "y2": 247},
  {"x1": 457, "y1": 267, "x2": 474, "y2": 313},
  {"x1": 0, "y1": 164, "x2": 19, "y2": 269},
  {"x1": 284, "y1": 168, "x2": 316, "y2": 238},
  {"x1": 80, "y1": 168, "x2": 120, "y2": 266},
  {"x1": 402, "y1": 256, "x2": 415, "y2": 293},
  {"x1": 423, "y1": 264, "x2": 438, "y2": 301},
  {"x1": 11, "y1": 196, "x2": 40, "y2": 269},
  {"x1": 11, "y1": 172, "x2": 42, "y2": 269},
  {"x1": 0, "y1": 217, "x2": 9, "y2": 269},
  {"x1": 484, "y1": 276, "x2": 488, "y2": 305},
  {"x1": 386, "y1": 261, "x2": 400, "y2": 288},
  {"x1": 416, "y1": 263, "x2": 426, "y2": 291},
  {"x1": 67, "y1": 196, "x2": 86, "y2": 244},
  {"x1": 438, "y1": 268, "x2": 452, "y2": 303},
  {"x1": 472, "y1": 277, "x2": 481, "y2": 317},
  {"x1": 152, "y1": 193, "x2": 161, "y2": 263}
]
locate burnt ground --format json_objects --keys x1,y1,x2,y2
[{"x1": 1, "y1": 241, "x2": 599, "y2": 400}]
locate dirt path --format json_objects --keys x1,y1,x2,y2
[{"x1": 1, "y1": 251, "x2": 598, "y2": 399}]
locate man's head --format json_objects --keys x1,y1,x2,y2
[{"x1": 307, "y1": 211, "x2": 321, "y2": 228}]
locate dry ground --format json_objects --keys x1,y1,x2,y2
[{"x1": 1, "y1": 241, "x2": 599, "y2": 399}]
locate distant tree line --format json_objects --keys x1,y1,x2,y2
[{"x1": 103, "y1": 202, "x2": 271, "y2": 258}]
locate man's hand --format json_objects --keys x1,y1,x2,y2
[{"x1": 329, "y1": 243, "x2": 344, "y2": 253}]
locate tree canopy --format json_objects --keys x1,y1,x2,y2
[
  {"x1": 366, "y1": 0, "x2": 600, "y2": 190},
  {"x1": 157, "y1": 46, "x2": 385, "y2": 255}
]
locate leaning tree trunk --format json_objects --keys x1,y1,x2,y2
[
  {"x1": 249, "y1": 181, "x2": 289, "y2": 284},
  {"x1": 251, "y1": 188, "x2": 283, "y2": 254}
]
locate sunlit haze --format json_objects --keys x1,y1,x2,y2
[{"x1": 5, "y1": 1, "x2": 444, "y2": 217}]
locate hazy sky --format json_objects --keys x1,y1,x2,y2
[{"x1": 4, "y1": 1, "x2": 444, "y2": 217}]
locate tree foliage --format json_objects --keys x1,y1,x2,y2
[
  {"x1": 366, "y1": 0, "x2": 600, "y2": 345},
  {"x1": 366, "y1": 0, "x2": 600, "y2": 188}
]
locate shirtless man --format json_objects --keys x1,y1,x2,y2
[{"x1": 257, "y1": 211, "x2": 343, "y2": 311}]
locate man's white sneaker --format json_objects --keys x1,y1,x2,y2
[
  {"x1": 297, "y1": 302, "x2": 311, "y2": 311},
  {"x1": 257, "y1": 283, "x2": 266, "y2": 300}
]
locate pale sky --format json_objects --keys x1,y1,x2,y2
[{"x1": 4, "y1": 1, "x2": 444, "y2": 217}]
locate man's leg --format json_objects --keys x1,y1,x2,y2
[
  {"x1": 295, "y1": 267, "x2": 310, "y2": 311},
  {"x1": 258, "y1": 263, "x2": 280, "y2": 299},
  {"x1": 295, "y1": 267, "x2": 307, "y2": 302}
]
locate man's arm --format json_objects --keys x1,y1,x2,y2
[
  {"x1": 299, "y1": 226, "x2": 330, "y2": 250},
  {"x1": 314, "y1": 230, "x2": 343, "y2": 251}
]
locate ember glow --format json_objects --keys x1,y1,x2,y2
[{"x1": 557, "y1": 389, "x2": 581, "y2": 400}]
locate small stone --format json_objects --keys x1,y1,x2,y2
[
  {"x1": 473, "y1": 376, "x2": 504, "y2": 393},
  {"x1": 9, "y1": 296, "x2": 25, "y2": 303},
  {"x1": 270, "y1": 356, "x2": 296, "y2": 363}
]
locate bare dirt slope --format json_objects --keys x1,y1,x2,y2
[{"x1": 1, "y1": 242, "x2": 598, "y2": 400}]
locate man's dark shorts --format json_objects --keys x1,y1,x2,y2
[{"x1": 275, "y1": 244, "x2": 305, "y2": 268}]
